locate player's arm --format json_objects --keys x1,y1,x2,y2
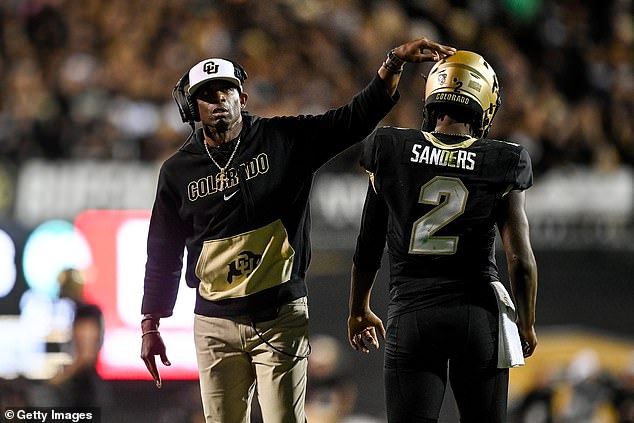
[
  {"x1": 349, "y1": 265, "x2": 384, "y2": 353},
  {"x1": 378, "y1": 37, "x2": 456, "y2": 96},
  {"x1": 348, "y1": 180, "x2": 388, "y2": 353},
  {"x1": 497, "y1": 190, "x2": 538, "y2": 358}
]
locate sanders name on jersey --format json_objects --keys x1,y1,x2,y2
[{"x1": 410, "y1": 144, "x2": 476, "y2": 170}]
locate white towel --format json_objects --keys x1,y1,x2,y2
[{"x1": 490, "y1": 281, "x2": 525, "y2": 368}]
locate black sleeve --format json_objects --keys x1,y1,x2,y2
[
  {"x1": 359, "y1": 129, "x2": 379, "y2": 173},
  {"x1": 352, "y1": 179, "x2": 388, "y2": 272},
  {"x1": 511, "y1": 148, "x2": 533, "y2": 190},
  {"x1": 284, "y1": 75, "x2": 398, "y2": 172},
  {"x1": 141, "y1": 166, "x2": 188, "y2": 317}
]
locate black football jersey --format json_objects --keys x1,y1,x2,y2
[{"x1": 354, "y1": 127, "x2": 533, "y2": 316}]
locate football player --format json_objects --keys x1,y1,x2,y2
[{"x1": 348, "y1": 50, "x2": 538, "y2": 423}]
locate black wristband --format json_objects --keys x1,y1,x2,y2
[
  {"x1": 382, "y1": 48, "x2": 406, "y2": 74},
  {"x1": 387, "y1": 48, "x2": 406, "y2": 68}
]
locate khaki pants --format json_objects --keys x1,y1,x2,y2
[{"x1": 194, "y1": 297, "x2": 310, "y2": 423}]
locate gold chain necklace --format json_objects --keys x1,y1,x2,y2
[
  {"x1": 430, "y1": 131, "x2": 470, "y2": 137},
  {"x1": 203, "y1": 137, "x2": 241, "y2": 191}
]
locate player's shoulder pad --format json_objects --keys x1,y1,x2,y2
[{"x1": 486, "y1": 137, "x2": 522, "y2": 148}]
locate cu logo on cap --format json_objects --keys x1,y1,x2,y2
[{"x1": 203, "y1": 61, "x2": 219, "y2": 74}]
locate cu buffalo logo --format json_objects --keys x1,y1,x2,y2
[
  {"x1": 227, "y1": 250, "x2": 262, "y2": 283},
  {"x1": 203, "y1": 61, "x2": 219, "y2": 74}
]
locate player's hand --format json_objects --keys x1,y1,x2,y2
[
  {"x1": 519, "y1": 325, "x2": 537, "y2": 358},
  {"x1": 140, "y1": 329, "x2": 171, "y2": 388},
  {"x1": 393, "y1": 37, "x2": 456, "y2": 63},
  {"x1": 348, "y1": 311, "x2": 385, "y2": 353}
]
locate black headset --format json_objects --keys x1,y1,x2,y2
[
  {"x1": 172, "y1": 58, "x2": 248, "y2": 124},
  {"x1": 172, "y1": 71, "x2": 199, "y2": 123}
]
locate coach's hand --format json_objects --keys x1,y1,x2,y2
[
  {"x1": 393, "y1": 37, "x2": 456, "y2": 64},
  {"x1": 379, "y1": 36, "x2": 456, "y2": 95},
  {"x1": 140, "y1": 319, "x2": 171, "y2": 388},
  {"x1": 348, "y1": 310, "x2": 385, "y2": 353}
]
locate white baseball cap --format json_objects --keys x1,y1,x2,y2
[{"x1": 188, "y1": 58, "x2": 243, "y2": 95}]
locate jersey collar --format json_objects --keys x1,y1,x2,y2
[{"x1": 422, "y1": 131, "x2": 478, "y2": 149}]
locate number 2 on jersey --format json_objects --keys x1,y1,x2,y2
[{"x1": 409, "y1": 176, "x2": 468, "y2": 255}]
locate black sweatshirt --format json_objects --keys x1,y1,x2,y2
[{"x1": 142, "y1": 75, "x2": 397, "y2": 319}]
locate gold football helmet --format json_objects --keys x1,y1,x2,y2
[{"x1": 424, "y1": 50, "x2": 501, "y2": 137}]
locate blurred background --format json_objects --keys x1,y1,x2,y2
[{"x1": 0, "y1": 0, "x2": 632, "y2": 422}]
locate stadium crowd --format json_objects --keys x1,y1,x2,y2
[{"x1": 0, "y1": 0, "x2": 632, "y2": 176}]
